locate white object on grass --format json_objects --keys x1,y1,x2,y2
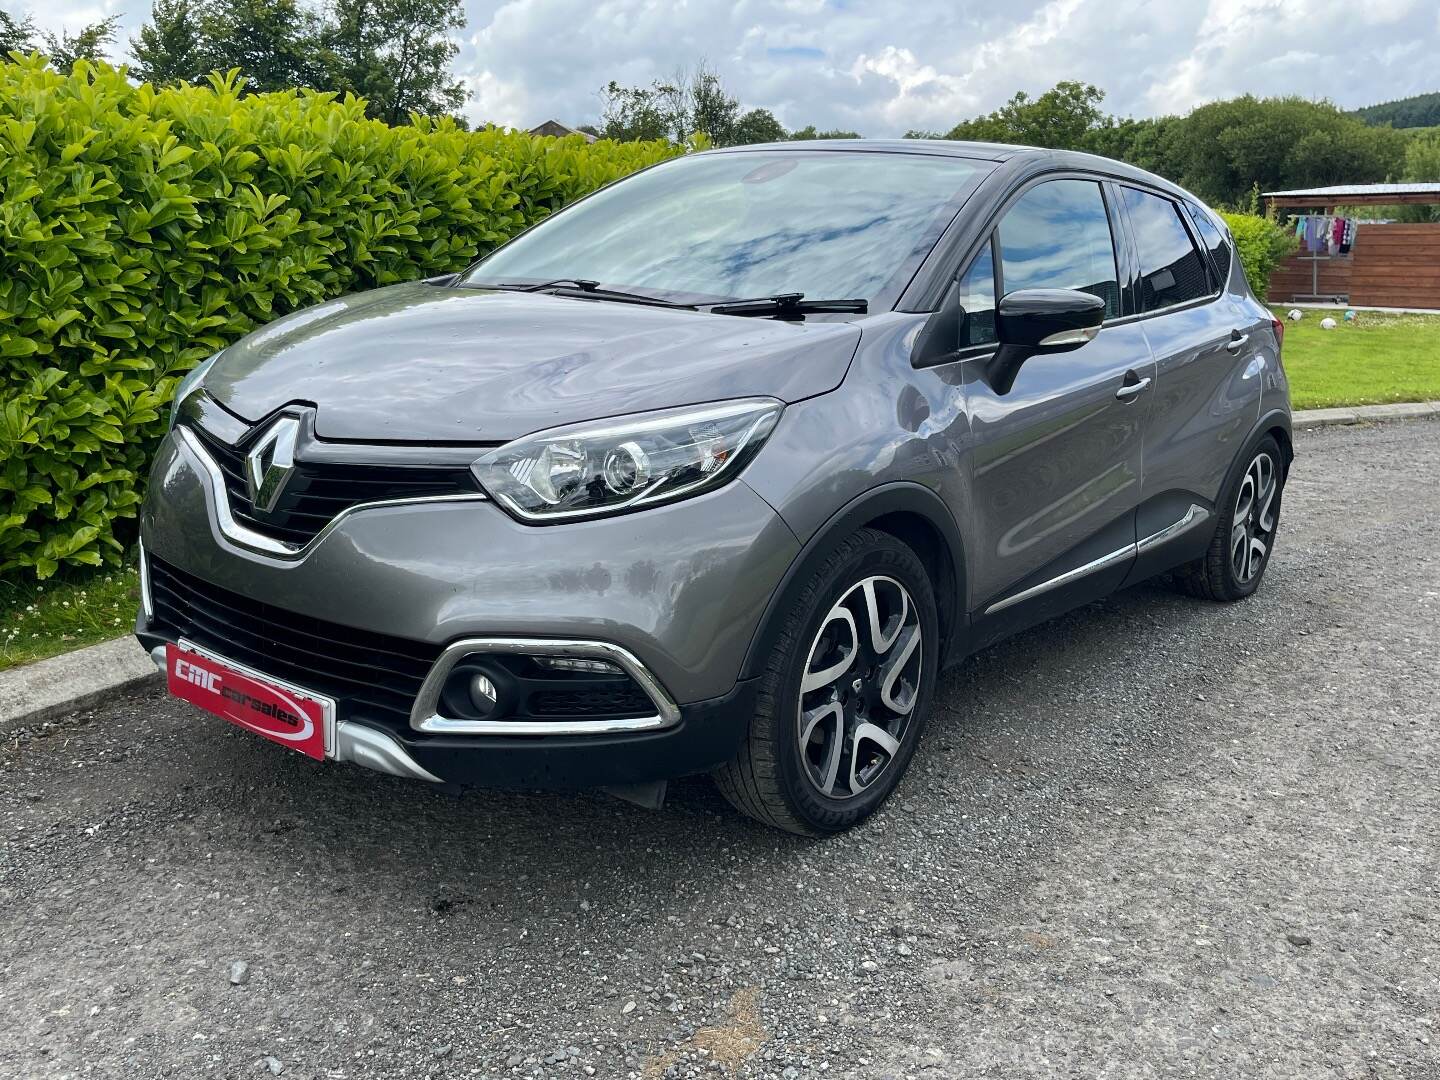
[
  {"x1": 1287, "y1": 309, "x2": 1303, "y2": 321},
  {"x1": 1320, "y1": 317, "x2": 1337, "y2": 330}
]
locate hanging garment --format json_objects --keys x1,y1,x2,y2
[{"x1": 1339, "y1": 219, "x2": 1355, "y2": 254}]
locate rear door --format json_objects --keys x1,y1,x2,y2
[
  {"x1": 1113, "y1": 185, "x2": 1265, "y2": 572},
  {"x1": 961, "y1": 176, "x2": 1156, "y2": 631}
]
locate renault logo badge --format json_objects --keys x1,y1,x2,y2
[{"x1": 245, "y1": 416, "x2": 300, "y2": 513}]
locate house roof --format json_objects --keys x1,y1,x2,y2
[
  {"x1": 1264, "y1": 183, "x2": 1440, "y2": 207},
  {"x1": 528, "y1": 120, "x2": 597, "y2": 143}
]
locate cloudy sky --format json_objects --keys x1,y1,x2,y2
[{"x1": 14, "y1": 0, "x2": 1440, "y2": 134}]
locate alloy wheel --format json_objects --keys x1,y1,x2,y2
[
  {"x1": 797, "y1": 575, "x2": 922, "y2": 800},
  {"x1": 1231, "y1": 451, "x2": 1278, "y2": 584}
]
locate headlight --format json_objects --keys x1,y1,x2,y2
[
  {"x1": 167, "y1": 351, "x2": 224, "y2": 429},
  {"x1": 473, "y1": 398, "x2": 783, "y2": 522}
]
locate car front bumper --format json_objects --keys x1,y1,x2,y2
[{"x1": 137, "y1": 429, "x2": 797, "y2": 788}]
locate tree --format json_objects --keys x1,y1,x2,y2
[
  {"x1": 130, "y1": 0, "x2": 210, "y2": 85},
  {"x1": 685, "y1": 64, "x2": 739, "y2": 144},
  {"x1": 790, "y1": 125, "x2": 862, "y2": 140},
  {"x1": 320, "y1": 0, "x2": 466, "y2": 125},
  {"x1": 599, "y1": 79, "x2": 678, "y2": 142},
  {"x1": 42, "y1": 14, "x2": 120, "y2": 74},
  {"x1": 942, "y1": 81, "x2": 1106, "y2": 149},
  {"x1": 1353, "y1": 91, "x2": 1440, "y2": 130},
  {"x1": 1399, "y1": 129, "x2": 1440, "y2": 221},
  {"x1": 127, "y1": 0, "x2": 469, "y2": 118},
  {"x1": 195, "y1": 0, "x2": 325, "y2": 93},
  {"x1": 1082, "y1": 115, "x2": 1177, "y2": 176},
  {"x1": 598, "y1": 62, "x2": 745, "y2": 145},
  {"x1": 1164, "y1": 95, "x2": 1407, "y2": 205},
  {"x1": 1, "y1": 6, "x2": 36, "y2": 54},
  {"x1": 731, "y1": 107, "x2": 786, "y2": 145},
  {"x1": 1402, "y1": 128, "x2": 1440, "y2": 181}
]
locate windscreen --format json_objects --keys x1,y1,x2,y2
[{"x1": 464, "y1": 150, "x2": 991, "y2": 306}]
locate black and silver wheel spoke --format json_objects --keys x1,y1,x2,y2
[
  {"x1": 1231, "y1": 451, "x2": 1277, "y2": 584},
  {"x1": 797, "y1": 575, "x2": 922, "y2": 800}
]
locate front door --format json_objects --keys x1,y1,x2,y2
[{"x1": 959, "y1": 177, "x2": 1155, "y2": 626}]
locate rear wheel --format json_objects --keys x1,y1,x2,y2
[
  {"x1": 714, "y1": 528, "x2": 939, "y2": 835},
  {"x1": 1177, "y1": 435, "x2": 1285, "y2": 601}
]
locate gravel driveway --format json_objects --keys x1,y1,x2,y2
[{"x1": 2, "y1": 420, "x2": 1437, "y2": 1080}]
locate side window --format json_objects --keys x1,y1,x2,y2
[
  {"x1": 957, "y1": 239, "x2": 997, "y2": 348},
  {"x1": 1185, "y1": 202, "x2": 1233, "y2": 287},
  {"x1": 1119, "y1": 187, "x2": 1215, "y2": 311},
  {"x1": 997, "y1": 179, "x2": 1120, "y2": 318}
]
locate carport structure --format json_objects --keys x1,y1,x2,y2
[{"x1": 1263, "y1": 183, "x2": 1440, "y2": 310}]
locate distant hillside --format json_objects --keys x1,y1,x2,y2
[{"x1": 1354, "y1": 91, "x2": 1440, "y2": 129}]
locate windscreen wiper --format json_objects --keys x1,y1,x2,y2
[
  {"x1": 705, "y1": 292, "x2": 868, "y2": 319},
  {"x1": 468, "y1": 278, "x2": 695, "y2": 309}
]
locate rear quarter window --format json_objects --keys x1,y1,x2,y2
[
  {"x1": 1185, "y1": 203, "x2": 1234, "y2": 288},
  {"x1": 1118, "y1": 187, "x2": 1215, "y2": 311}
]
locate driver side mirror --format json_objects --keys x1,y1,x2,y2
[{"x1": 988, "y1": 288, "x2": 1106, "y2": 395}]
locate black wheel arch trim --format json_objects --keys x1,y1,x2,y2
[
  {"x1": 1245, "y1": 407, "x2": 1294, "y2": 472},
  {"x1": 1217, "y1": 408, "x2": 1292, "y2": 512},
  {"x1": 1254, "y1": 407, "x2": 1294, "y2": 465},
  {"x1": 739, "y1": 482, "x2": 968, "y2": 682}
]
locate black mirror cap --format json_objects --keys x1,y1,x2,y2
[{"x1": 996, "y1": 288, "x2": 1106, "y2": 353}]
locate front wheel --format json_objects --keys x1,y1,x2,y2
[
  {"x1": 714, "y1": 528, "x2": 939, "y2": 835},
  {"x1": 1177, "y1": 435, "x2": 1285, "y2": 601}
]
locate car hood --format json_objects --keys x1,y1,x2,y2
[{"x1": 204, "y1": 283, "x2": 863, "y2": 442}]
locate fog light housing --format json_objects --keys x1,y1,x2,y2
[{"x1": 469, "y1": 673, "x2": 500, "y2": 714}]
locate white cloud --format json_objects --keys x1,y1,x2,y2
[{"x1": 11, "y1": 0, "x2": 1438, "y2": 134}]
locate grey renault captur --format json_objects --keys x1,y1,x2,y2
[{"x1": 137, "y1": 140, "x2": 1291, "y2": 835}]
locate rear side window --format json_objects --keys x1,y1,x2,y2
[
  {"x1": 1185, "y1": 203, "x2": 1233, "y2": 287},
  {"x1": 997, "y1": 179, "x2": 1120, "y2": 318},
  {"x1": 957, "y1": 240, "x2": 997, "y2": 348},
  {"x1": 1119, "y1": 187, "x2": 1215, "y2": 311}
]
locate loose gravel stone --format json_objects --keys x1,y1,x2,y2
[{"x1": 1, "y1": 422, "x2": 1437, "y2": 1080}]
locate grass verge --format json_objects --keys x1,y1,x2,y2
[
  {"x1": 1277, "y1": 306, "x2": 1440, "y2": 409},
  {"x1": 0, "y1": 566, "x2": 140, "y2": 672}
]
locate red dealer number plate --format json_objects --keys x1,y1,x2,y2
[{"x1": 165, "y1": 642, "x2": 333, "y2": 761}]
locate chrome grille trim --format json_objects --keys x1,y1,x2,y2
[{"x1": 175, "y1": 424, "x2": 488, "y2": 560}]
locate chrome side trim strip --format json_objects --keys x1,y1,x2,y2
[
  {"x1": 1136, "y1": 503, "x2": 1210, "y2": 553},
  {"x1": 138, "y1": 540, "x2": 154, "y2": 623},
  {"x1": 985, "y1": 544, "x2": 1136, "y2": 616},
  {"x1": 411, "y1": 638, "x2": 682, "y2": 736},
  {"x1": 984, "y1": 503, "x2": 1213, "y2": 616},
  {"x1": 335, "y1": 721, "x2": 444, "y2": 783},
  {"x1": 175, "y1": 424, "x2": 488, "y2": 561}
]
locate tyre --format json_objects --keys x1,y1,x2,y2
[
  {"x1": 1177, "y1": 435, "x2": 1285, "y2": 602},
  {"x1": 714, "y1": 528, "x2": 939, "y2": 835}
]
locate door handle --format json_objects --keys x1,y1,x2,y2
[
  {"x1": 1115, "y1": 376, "x2": 1151, "y2": 401},
  {"x1": 1225, "y1": 331, "x2": 1250, "y2": 353}
]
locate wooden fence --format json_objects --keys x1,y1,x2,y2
[{"x1": 1267, "y1": 222, "x2": 1440, "y2": 309}]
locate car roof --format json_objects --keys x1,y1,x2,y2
[{"x1": 704, "y1": 139, "x2": 1201, "y2": 205}]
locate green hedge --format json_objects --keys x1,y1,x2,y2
[
  {"x1": 1219, "y1": 211, "x2": 1299, "y2": 301},
  {"x1": 0, "y1": 57, "x2": 682, "y2": 578}
]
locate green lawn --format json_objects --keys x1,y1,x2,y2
[
  {"x1": 0, "y1": 567, "x2": 140, "y2": 672},
  {"x1": 1276, "y1": 306, "x2": 1440, "y2": 410}
]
